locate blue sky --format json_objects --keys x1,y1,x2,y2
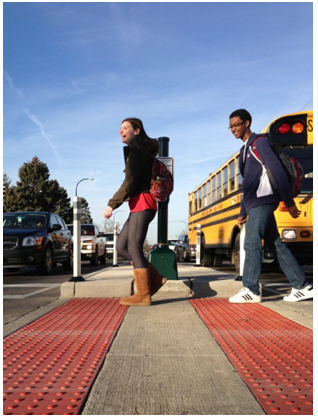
[{"x1": 3, "y1": 2, "x2": 313, "y2": 244}]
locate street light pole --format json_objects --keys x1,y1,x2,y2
[
  {"x1": 75, "y1": 177, "x2": 94, "y2": 197},
  {"x1": 69, "y1": 177, "x2": 94, "y2": 282}
]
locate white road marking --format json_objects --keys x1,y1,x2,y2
[{"x1": 3, "y1": 283, "x2": 61, "y2": 299}]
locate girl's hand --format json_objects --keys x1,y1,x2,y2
[{"x1": 103, "y1": 206, "x2": 113, "y2": 219}]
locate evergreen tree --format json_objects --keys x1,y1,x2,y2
[
  {"x1": 3, "y1": 173, "x2": 15, "y2": 213},
  {"x1": 54, "y1": 197, "x2": 93, "y2": 225},
  {"x1": 3, "y1": 156, "x2": 72, "y2": 218},
  {"x1": 103, "y1": 219, "x2": 114, "y2": 232},
  {"x1": 3, "y1": 173, "x2": 11, "y2": 190},
  {"x1": 79, "y1": 197, "x2": 93, "y2": 223}
]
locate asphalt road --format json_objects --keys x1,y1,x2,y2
[{"x1": 3, "y1": 261, "x2": 113, "y2": 325}]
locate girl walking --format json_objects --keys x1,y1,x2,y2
[{"x1": 104, "y1": 118, "x2": 167, "y2": 306}]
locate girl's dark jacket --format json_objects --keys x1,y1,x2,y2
[
  {"x1": 239, "y1": 133, "x2": 295, "y2": 218},
  {"x1": 108, "y1": 146, "x2": 153, "y2": 210}
]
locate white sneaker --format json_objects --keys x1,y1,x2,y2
[
  {"x1": 283, "y1": 285, "x2": 313, "y2": 302},
  {"x1": 229, "y1": 287, "x2": 262, "y2": 303}
]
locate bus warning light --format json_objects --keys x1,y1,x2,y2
[
  {"x1": 278, "y1": 123, "x2": 290, "y2": 134},
  {"x1": 292, "y1": 122, "x2": 305, "y2": 134}
]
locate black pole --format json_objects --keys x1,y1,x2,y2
[
  {"x1": 149, "y1": 136, "x2": 178, "y2": 280},
  {"x1": 157, "y1": 137, "x2": 169, "y2": 245}
]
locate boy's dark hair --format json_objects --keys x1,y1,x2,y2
[{"x1": 229, "y1": 109, "x2": 252, "y2": 126}]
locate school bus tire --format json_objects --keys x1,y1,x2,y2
[
  {"x1": 212, "y1": 253, "x2": 223, "y2": 268},
  {"x1": 233, "y1": 233, "x2": 240, "y2": 273},
  {"x1": 201, "y1": 235, "x2": 212, "y2": 267}
]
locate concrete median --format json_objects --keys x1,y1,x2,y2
[{"x1": 60, "y1": 263, "x2": 195, "y2": 299}]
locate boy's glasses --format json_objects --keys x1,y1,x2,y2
[{"x1": 228, "y1": 121, "x2": 245, "y2": 130}]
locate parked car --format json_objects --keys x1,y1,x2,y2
[
  {"x1": 3, "y1": 211, "x2": 73, "y2": 275},
  {"x1": 101, "y1": 232, "x2": 115, "y2": 257},
  {"x1": 67, "y1": 223, "x2": 106, "y2": 266},
  {"x1": 174, "y1": 234, "x2": 196, "y2": 262},
  {"x1": 168, "y1": 239, "x2": 178, "y2": 251},
  {"x1": 151, "y1": 240, "x2": 178, "y2": 252}
]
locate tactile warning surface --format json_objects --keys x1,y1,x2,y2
[
  {"x1": 3, "y1": 298, "x2": 128, "y2": 415},
  {"x1": 190, "y1": 298, "x2": 313, "y2": 415}
]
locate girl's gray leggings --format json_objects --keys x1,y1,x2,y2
[{"x1": 116, "y1": 210, "x2": 156, "y2": 268}]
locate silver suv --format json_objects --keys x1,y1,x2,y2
[
  {"x1": 67, "y1": 224, "x2": 106, "y2": 266},
  {"x1": 102, "y1": 232, "x2": 115, "y2": 257}
]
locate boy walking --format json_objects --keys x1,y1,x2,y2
[{"x1": 228, "y1": 109, "x2": 313, "y2": 303}]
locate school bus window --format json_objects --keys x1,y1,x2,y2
[
  {"x1": 207, "y1": 180, "x2": 211, "y2": 205},
  {"x1": 203, "y1": 184, "x2": 207, "y2": 207},
  {"x1": 229, "y1": 160, "x2": 235, "y2": 192},
  {"x1": 236, "y1": 156, "x2": 243, "y2": 190},
  {"x1": 189, "y1": 201, "x2": 193, "y2": 216},
  {"x1": 194, "y1": 191, "x2": 198, "y2": 212},
  {"x1": 212, "y1": 176, "x2": 216, "y2": 203},
  {"x1": 216, "y1": 172, "x2": 222, "y2": 200},
  {"x1": 198, "y1": 188, "x2": 202, "y2": 209},
  {"x1": 223, "y1": 166, "x2": 228, "y2": 197}
]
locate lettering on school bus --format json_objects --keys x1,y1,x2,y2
[{"x1": 307, "y1": 119, "x2": 313, "y2": 132}]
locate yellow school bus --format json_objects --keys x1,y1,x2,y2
[{"x1": 188, "y1": 110, "x2": 313, "y2": 271}]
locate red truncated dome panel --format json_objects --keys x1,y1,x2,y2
[
  {"x1": 3, "y1": 298, "x2": 128, "y2": 415},
  {"x1": 191, "y1": 298, "x2": 313, "y2": 415}
]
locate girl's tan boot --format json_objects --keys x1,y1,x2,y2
[
  {"x1": 129, "y1": 261, "x2": 167, "y2": 296},
  {"x1": 120, "y1": 268, "x2": 152, "y2": 306}
]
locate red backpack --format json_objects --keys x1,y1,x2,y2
[{"x1": 150, "y1": 158, "x2": 174, "y2": 202}]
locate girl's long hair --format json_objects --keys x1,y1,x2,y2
[{"x1": 122, "y1": 118, "x2": 159, "y2": 157}]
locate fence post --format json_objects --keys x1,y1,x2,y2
[
  {"x1": 69, "y1": 196, "x2": 85, "y2": 282},
  {"x1": 194, "y1": 224, "x2": 201, "y2": 266},
  {"x1": 113, "y1": 223, "x2": 118, "y2": 267},
  {"x1": 234, "y1": 223, "x2": 246, "y2": 281}
]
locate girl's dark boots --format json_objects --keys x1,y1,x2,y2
[{"x1": 120, "y1": 268, "x2": 152, "y2": 306}]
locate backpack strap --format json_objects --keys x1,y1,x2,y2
[
  {"x1": 251, "y1": 135, "x2": 267, "y2": 164},
  {"x1": 251, "y1": 135, "x2": 278, "y2": 190},
  {"x1": 241, "y1": 134, "x2": 268, "y2": 177}
]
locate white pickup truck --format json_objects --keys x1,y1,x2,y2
[{"x1": 67, "y1": 223, "x2": 107, "y2": 266}]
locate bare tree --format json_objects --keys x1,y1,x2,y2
[{"x1": 103, "y1": 219, "x2": 114, "y2": 233}]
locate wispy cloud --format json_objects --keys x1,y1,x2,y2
[
  {"x1": 4, "y1": 70, "x2": 64, "y2": 166},
  {"x1": 4, "y1": 71, "x2": 25, "y2": 98},
  {"x1": 23, "y1": 108, "x2": 64, "y2": 165}
]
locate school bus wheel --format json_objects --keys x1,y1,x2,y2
[
  {"x1": 200, "y1": 235, "x2": 212, "y2": 267},
  {"x1": 233, "y1": 234, "x2": 240, "y2": 274},
  {"x1": 212, "y1": 252, "x2": 223, "y2": 268}
]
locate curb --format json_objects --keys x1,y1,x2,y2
[{"x1": 60, "y1": 279, "x2": 194, "y2": 299}]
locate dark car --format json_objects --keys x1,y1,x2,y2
[
  {"x1": 151, "y1": 240, "x2": 178, "y2": 252},
  {"x1": 3, "y1": 212, "x2": 73, "y2": 275},
  {"x1": 174, "y1": 234, "x2": 196, "y2": 262}
]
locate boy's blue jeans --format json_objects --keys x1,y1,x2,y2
[{"x1": 242, "y1": 203, "x2": 307, "y2": 295}]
